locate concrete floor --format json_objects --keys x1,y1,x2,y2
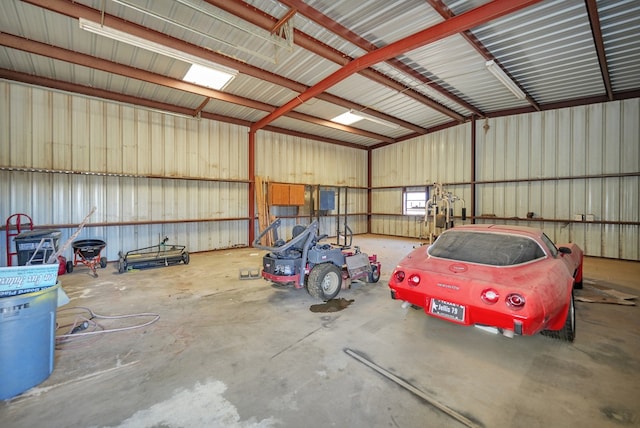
[{"x1": 1, "y1": 235, "x2": 639, "y2": 428}]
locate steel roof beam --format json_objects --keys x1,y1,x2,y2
[
  {"x1": 426, "y1": 0, "x2": 541, "y2": 111},
  {"x1": 21, "y1": 0, "x2": 422, "y2": 136},
  {"x1": 205, "y1": 0, "x2": 465, "y2": 122},
  {"x1": 0, "y1": 68, "x2": 369, "y2": 150},
  {"x1": 0, "y1": 33, "x2": 394, "y2": 143},
  {"x1": 584, "y1": 0, "x2": 614, "y2": 101},
  {"x1": 280, "y1": 0, "x2": 484, "y2": 117},
  {"x1": 252, "y1": 0, "x2": 543, "y2": 133}
]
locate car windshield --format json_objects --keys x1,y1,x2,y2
[{"x1": 428, "y1": 231, "x2": 546, "y2": 266}]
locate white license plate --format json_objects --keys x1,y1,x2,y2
[{"x1": 430, "y1": 299, "x2": 465, "y2": 322}]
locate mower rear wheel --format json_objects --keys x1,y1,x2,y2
[{"x1": 307, "y1": 263, "x2": 342, "y2": 301}]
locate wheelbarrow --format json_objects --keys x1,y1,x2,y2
[
  {"x1": 117, "y1": 237, "x2": 189, "y2": 273},
  {"x1": 68, "y1": 239, "x2": 107, "y2": 277}
]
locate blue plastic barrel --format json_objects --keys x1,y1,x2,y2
[{"x1": 0, "y1": 282, "x2": 59, "y2": 400}]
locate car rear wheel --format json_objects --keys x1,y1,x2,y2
[
  {"x1": 307, "y1": 263, "x2": 342, "y2": 301},
  {"x1": 573, "y1": 263, "x2": 583, "y2": 289},
  {"x1": 542, "y1": 291, "x2": 575, "y2": 342}
]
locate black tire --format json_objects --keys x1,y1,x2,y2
[
  {"x1": 367, "y1": 265, "x2": 380, "y2": 283},
  {"x1": 541, "y1": 291, "x2": 575, "y2": 342},
  {"x1": 100, "y1": 257, "x2": 107, "y2": 268},
  {"x1": 573, "y1": 263, "x2": 583, "y2": 289},
  {"x1": 66, "y1": 260, "x2": 74, "y2": 273},
  {"x1": 307, "y1": 263, "x2": 342, "y2": 301},
  {"x1": 182, "y1": 251, "x2": 190, "y2": 265}
]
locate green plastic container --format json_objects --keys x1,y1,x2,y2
[{"x1": 0, "y1": 282, "x2": 59, "y2": 400}]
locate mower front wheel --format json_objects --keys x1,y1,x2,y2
[{"x1": 307, "y1": 263, "x2": 342, "y2": 301}]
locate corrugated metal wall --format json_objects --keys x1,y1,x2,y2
[
  {"x1": 0, "y1": 81, "x2": 370, "y2": 266},
  {"x1": 2, "y1": 81, "x2": 638, "y2": 264},
  {"x1": 0, "y1": 81, "x2": 249, "y2": 265},
  {"x1": 371, "y1": 98, "x2": 640, "y2": 260},
  {"x1": 371, "y1": 124, "x2": 471, "y2": 238},
  {"x1": 476, "y1": 101, "x2": 639, "y2": 260},
  {"x1": 255, "y1": 130, "x2": 369, "y2": 239}
]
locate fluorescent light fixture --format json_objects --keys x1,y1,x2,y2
[
  {"x1": 79, "y1": 18, "x2": 238, "y2": 90},
  {"x1": 331, "y1": 109, "x2": 399, "y2": 129},
  {"x1": 485, "y1": 60, "x2": 526, "y2": 100}
]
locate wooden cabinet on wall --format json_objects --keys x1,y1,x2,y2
[{"x1": 268, "y1": 183, "x2": 305, "y2": 206}]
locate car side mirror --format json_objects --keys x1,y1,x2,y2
[{"x1": 558, "y1": 246, "x2": 572, "y2": 255}]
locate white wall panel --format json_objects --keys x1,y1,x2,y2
[
  {"x1": 371, "y1": 125, "x2": 471, "y2": 240},
  {"x1": 371, "y1": 124, "x2": 471, "y2": 240},
  {"x1": 2, "y1": 81, "x2": 638, "y2": 263},
  {"x1": 256, "y1": 131, "x2": 367, "y2": 186},
  {"x1": 475, "y1": 99, "x2": 639, "y2": 260},
  {"x1": 255, "y1": 131, "x2": 369, "y2": 234},
  {"x1": 0, "y1": 82, "x2": 250, "y2": 267},
  {"x1": 0, "y1": 169, "x2": 250, "y2": 264},
  {"x1": 373, "y1": 124, "x2": 470, "y2": 187},
  {"x1": 372, "y1": 98, "x2": 639, "y2": 260}
]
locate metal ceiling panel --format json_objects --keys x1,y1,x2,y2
[
  {"x1": 326, "y1": 76, "x2": 453, "y2": 130},
  {"x1": 202, "y1": 100, "x2": 265, "y2": 122},
  {"x1": 599, "y1": 0, "x2": 640, "y2": 92},
  {"x1": 303, "y1": 0, "x2": 443, "y2": 46},
  {"x1": 267, "y1": 116, "x2": 383, "y2": 147},
  {"x1": 225, "y1": 73, "x2": 296, "y2": 105},
  {"x1": 0, "y1": 45, "x2": 205, "y2": 108},
  {"x1": 470, "y1": 0, "x2": 606, "y2": 103},
  {"x1": 390, "y1": 33, "x2": 530, "y2": 113}
]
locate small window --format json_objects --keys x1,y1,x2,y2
[{"x1": 403, "y1": 186, "x2": 430, "y2": 216}]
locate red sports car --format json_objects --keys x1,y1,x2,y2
[{"x1": 388, "y1": 224, "x2": 583, "y2": 341}]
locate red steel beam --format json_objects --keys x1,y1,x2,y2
[
  {"x1": 584, "y1": 0, "x2": 613, "y2": 101},
  {"x1": 252, "y1": 0, "x2": 542, "y2": 133},
  {"x1": 280, "y1": 0, "x2": 483, "y2": 117},
  {"x1": 271, "y1": 7, "x2": 297, "y2": 35},
  {"x1": 426, "y1": 0, "x2": 540, "y2": 111},
  {"x1": 206, "y1": 0, "x2": 465, "y2": 122},
  {"x1": 21, "y1": 0, "x2": 423, "y2": 137},
  {"x1": 0, "y1": 32, "x2": 393, "y2": 143}
]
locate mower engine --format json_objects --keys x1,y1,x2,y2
[{"x1": 262, "y1": 248, "x2": 305, "y2": 287}]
